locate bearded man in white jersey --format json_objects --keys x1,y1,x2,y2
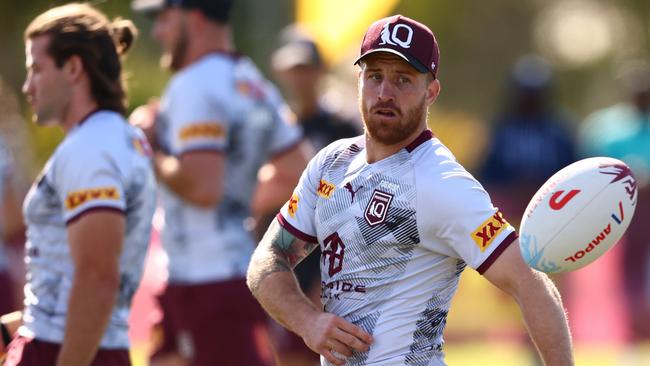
[
  {"x1": 247, "y1": 15, "x2": 574, "y2": 366},
  {"x1": 0, "y1": 3, "x2": 157, "y2": 366},
  {"x1": 130, "y1": 0, "x2": 311, "y2": 365}
]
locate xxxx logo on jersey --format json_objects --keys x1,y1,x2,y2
[
  {"x1": 317, "y1": 179, "x2": 336, "y2": 199},
  {"x1": 471, "y1": 211, "x2": 509, "y2": 252},
  {"x1": 287, "y1": 194, "x2": 299, "y2": 217},
  {"x1": 178, "y1": 122, "x2": 226, "y2": 141},
  {"x1": 65, "y1": 186, "x2": 120, "y2": 211}
]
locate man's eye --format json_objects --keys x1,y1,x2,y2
[{"x1": 398, "y1": 76, "x2": 411, "y2": 84}]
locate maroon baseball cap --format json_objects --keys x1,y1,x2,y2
[{"x1": 354, "y1": 15, "x2": 440, "y2": 78}]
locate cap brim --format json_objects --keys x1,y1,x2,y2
[
  {"x1": 132, "y1": 0, "x2": 166, "y2": 14},
  {"x1": 354, "y1": 48, "x2": 428, "y2": 73}
]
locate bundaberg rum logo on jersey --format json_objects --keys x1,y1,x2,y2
[
  {"x1": 364, "y1": 190, "x2": 394, "y2": 226},
  {"x1": 317, "y1": 179, "x2": 336, "y2": 199},
  {"x1": 287, "y1": 194, "x2": 299, "y2": 217},
  {"x1": 471, "y1": 211, "x2": 509, "y2": 252}
]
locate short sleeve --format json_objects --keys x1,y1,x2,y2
[
  {"x1": 419, "y1": 168, "x2": 517, "y2": 274},
  {"x1": 277, "y1": 149, "x2": 326, "y2": 243},
  {"x1": 160, "y1": 80, "x2": 227, "y2": 155},
  {"x1": 53, "y1": 145, "x2": 125, "y2": 225},
  {"x1": 267, "y1": 89, "x2": 302, "y2": 156}
]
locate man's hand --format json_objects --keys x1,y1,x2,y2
[
  {"x1": 298, "y1": 312, "x2": 373, "y2": 366},
  {"x1": 129, "y1": 99, "x2": 160, "y2": 149}
]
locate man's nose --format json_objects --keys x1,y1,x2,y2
[{"x1": 377, "y1": 79, "x2": 395, "y2": 101}]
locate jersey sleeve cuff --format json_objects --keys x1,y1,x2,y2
[
  {"x1": 269, "y1": 138, "x2": 303, "y2": 159},
  {"x1": 65, "y1": 206, "x2": 125, "y2": 226},
  {"x1": 276, "y1": 213, "x2": 318, "y2": 243},
  {"x1": 476, "y1": 231, "x2": 518, "y2": 274}
]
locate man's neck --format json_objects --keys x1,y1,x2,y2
[
  {"x1": 61, "y1": 97, "x2": 99, "y2": 133},
  {"x1": 183, "y1": 27, "x2": 234, "y2": 68},
  {"x1": 364, "y1": 124, "x2": 427, "y2": 164}
]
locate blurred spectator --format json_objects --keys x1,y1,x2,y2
[
  {"x1": 252, "y1": 28, "x2": 360, "y2": 366},
  {"x1": 579, "y1": 61, "x2": 650, "y2": 341},
  {"x1": 479, "y1": 55, "x2": 577, "y2": 223}
]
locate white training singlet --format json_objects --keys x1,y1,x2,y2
[
  {"x1": 278, "y1": 130, "x2": 517, "y2": 366},
  {"x1": 20, "y1": 110, "x2": 157, "y2": 349},
  {"x1": 155, "y1": 53, "x2": 302, "y2": 284}
]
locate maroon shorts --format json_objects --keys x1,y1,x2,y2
[
  {"x1": 0, "y1": 270, "x2": 16, "y2": 315},
  {"x1": 150, "y1": 278, "x2": 270, "y2": 366},
  {"x1": 3, "y1": 336, "x2": 130, "y2": 366}
]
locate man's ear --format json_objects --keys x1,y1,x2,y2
[
  {"x1": 426, "y1": 79, "x2": 441, "y2": 105},
  {"x1": 63, "y1": 54, "x2": 85, "y2": 83}
]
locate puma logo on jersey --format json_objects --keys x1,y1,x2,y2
[
  {"x1": 317, "y1": 180, "x2": 336, "y2": 199},
  {"x1": 65, "y1": 186, "x2": 120, "y2": 210},
  {"x1": 344, "y1": 182, "x2": 363, "y2": 203},
  {"x1": 471, "y1": 211, "x2": 509, "y2": 252}
]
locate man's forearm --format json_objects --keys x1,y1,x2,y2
[
  {"x1": 249, "y1": 268, "x2": 319, "y2": 334},
  {"x1": 56, "y1": 273, "x2": 118, "y2": 366},
  {"x1": 517, "y1": 272, "x2": 573, "y2": 365},
  {"x1": 247, "y1": 218, "x2": 320, "y2": 335}
]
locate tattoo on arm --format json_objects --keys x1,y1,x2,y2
[{"x1": 248, "y1": 219, "x2": 318, "y2": 293}]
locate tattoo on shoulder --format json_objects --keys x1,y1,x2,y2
[
  {"x1": 265, "y1": 220, "x2": 318, "y2": 267},
  {"x1": 248, "y1": 219, "x2": 319, "y2": 293}
]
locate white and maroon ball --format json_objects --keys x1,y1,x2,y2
[{"x1": 519, "y1": 157, "x2": 638, "y2": 273}]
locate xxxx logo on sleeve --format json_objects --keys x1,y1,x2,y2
[
  {"x1": 65, "y1": 186, "x2": 120, "y2": 211},
  {"x1": 287, "y1": 194, "x2": 299, "y2": 217},
  {"x1": 178, "y1": 122, "x2": 226, "y2": 141},
  {"x1": 471, "y1": 211, "x2": 509, "y2": 252},
  {"x1": 317, "y1": 179, "x2": 336, "y2": 199}
]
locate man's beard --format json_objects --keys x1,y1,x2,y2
[
  {"x1": 160, "y1": 23, "x2": 189, "y2": 71},
  {"x1": 360, "y1": 96, "x2": 427, "y2": 146}
]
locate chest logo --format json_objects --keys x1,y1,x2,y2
[
  {"x1": 364, "y1": 190, "x2": 394, "y2": 226},
  {"x1": 317, "y1": 179, "x2": 336, "y2": 198},
  {"x1": 322, "y1": 232, "x2": 346, "y2": 277}
]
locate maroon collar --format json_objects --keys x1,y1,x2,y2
[{"x1": 405, "y1": 129, "x2": 434, "y2": 153}]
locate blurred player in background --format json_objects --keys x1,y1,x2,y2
[
  {"x1": 130, "y1": 0, "x2": 310, "y2": 365},
  {"x1": 0, "y1": 3, "x2": 157, "y2": 366},
  {"x1": 579, "y1": 62, "x2": 650, "y2": 340},
  {"x1": 248, "y1": 14, "x2": 574, "y2": 366},
  {"x1": 255, "y1": 28, "x2": 360, "y2": 366}
]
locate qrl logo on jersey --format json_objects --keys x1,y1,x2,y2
[
  {"x1": 364, "y1": 190, "x2": 394, "y2": 226},
  {"x1": 317, "y1": 179, "x2": 336, "y2": 199},
  {"x1": 379, "y1": 21, "x2": 413, "y2": 49},
  {"x1": 322, "y1": 232, "x2": 345, "y2": 277},
  {"x1": 471, "y1": 211, "x2": 509, "y2": 252}
]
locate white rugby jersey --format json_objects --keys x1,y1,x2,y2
[
  {"x1": 278, "y1": 130, "x2": 517, "y2": 366},
  {"x1": 0, "y1": 136, "x2": 13, "y2": 271},
  {"x1": 19, "y1": 110, "x2": 157, "y2": 349},
  {"x1": 156, "y1": 53, "x2": 302, "y2": 283}
]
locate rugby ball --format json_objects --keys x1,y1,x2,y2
[{"x1": 519, "y1": 157, "x2": 638, "y2": 273}]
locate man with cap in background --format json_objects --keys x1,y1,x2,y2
[
  {"x1": 130, "y1": 1, "x2": 311, "y2": 365},
  {"x1": 247, "y1": 14, "x2": 574, "y2": 366},
  {"x1": 256, "y1": 27, "x2": 360, "y2": 366}
]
